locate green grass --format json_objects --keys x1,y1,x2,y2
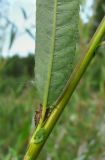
[
  {"x1": 0, "y1": 51, "x2": 105, "y2": 159},
  {"x1": 0, "y1": 77, "x2": 36, "y2": 159}
]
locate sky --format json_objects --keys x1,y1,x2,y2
[
  {"x1": 80, "y1": 0, "x2": 94, "y2": 23},
  {"x1": 2, "y1": 0, "x2": 35, "y2": 57},
  {"x1": 2, "y1": 0, "x2": 94, "y2": 57}
]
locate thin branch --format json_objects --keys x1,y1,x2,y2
[{"x1": 24, "y1": 16, "x2": 105, "y2": 160}]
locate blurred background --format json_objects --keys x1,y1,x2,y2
[{"x1": 0, "y1": 0, "x2": 105, "y2": 159}]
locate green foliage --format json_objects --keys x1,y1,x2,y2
[
  {"x1": 0, "y1": 78, "x2": 36, "y2": 159},
  {"x1": 35, "y1": 0, "x2": 79, "y2": 107},
  {"x1": 93, "y1": 0, "x2": 105, "y2": 30},
  {"x1": 1, "y1": 54, "x2": 34, "y2": 78},
  {"x1": 0, "y1": 55, "x2": 36, "y2": 159},
  {"x1": 0, "y1": 1, "x2": 105, "y2": 160},
  {"x1": 0, "y1": 50, "x2": 105, "y2": 159},
  {"x1": 9, "y1": 24, "x2": 17, "y2": 49},
  {"x1": 21, "y1": 7, "x2": 28, "y2": 20},
  {"x1": 37, "y1": 54, "x2": 105, "y2": 160}
]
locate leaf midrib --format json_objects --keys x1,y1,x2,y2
[{"x1": 43, "y1": 0, "x2": 58, "y2": 109}]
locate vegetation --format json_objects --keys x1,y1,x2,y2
[
  {"x1": 0, "y1": 55, "x2": 35, "y2": 159},
  {"x1": 1, "y1": 47, "x2": 105, "y2": 160},
  {"x1": 0, "y1": 0, "x2": 105, "y2": 160}
]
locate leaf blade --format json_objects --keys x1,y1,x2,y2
[{"x1": 35, "y1": 0, "x2": 79, "y2": 108}]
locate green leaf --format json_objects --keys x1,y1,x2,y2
[
  {"x1": 35, "y1": 0, "x2": 79, "y2": 108},
  {"x1": 25, "y1": 28, "x2": 35, "y2": 40},
  {"x1": 9, "y1": 24, "x2": 17, "y2": 49},
  {"x1": 20, "y1": 7, "x2": 28, "y2": 19}
]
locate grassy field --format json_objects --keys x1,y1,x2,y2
[{"x1": 0, "y1": 52, "x2": 105, "y2": 160}]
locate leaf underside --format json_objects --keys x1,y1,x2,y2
[{"x1": 35, "y1": 0, "x2": 79, "y2": 108}]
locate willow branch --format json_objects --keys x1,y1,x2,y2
[{"x1": 24, "y1": 16, "x2": 105, "y2": 160}]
